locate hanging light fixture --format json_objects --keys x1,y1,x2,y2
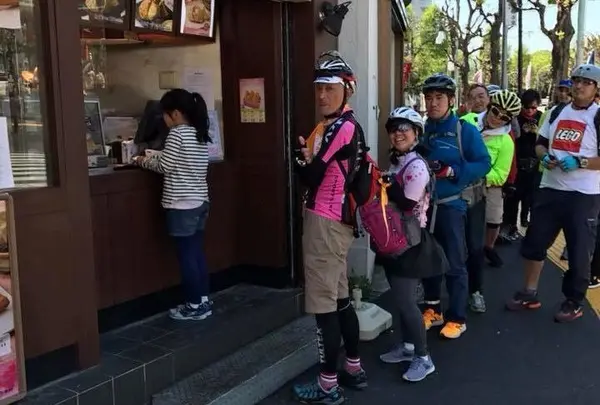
[{"x1": 318, "y1": 1, "x2": 351, "y2": 37}]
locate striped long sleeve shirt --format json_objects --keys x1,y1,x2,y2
[{"x1": 140, "y1": 124, "x2": 209, "y2": 208}]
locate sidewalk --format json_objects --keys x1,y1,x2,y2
[{"x1": 262, "y1": 240, "x2": 600, "y2": 405}]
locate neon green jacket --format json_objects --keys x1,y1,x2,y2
[
  {"x1": 477, "y1": 112, "x2": 515, "y2": 186},
  {"x1": 461, "y1": 112, "x2": 478, "y2": 126}
]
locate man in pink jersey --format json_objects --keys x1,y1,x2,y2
[{"x1": 293, "y1": 51, "x2": 366, "y2": 405}]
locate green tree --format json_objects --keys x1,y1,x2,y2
[
  {"x1": 509, "y1": 0, "x2": 577, "y2": 87},
  {"x1": 529, "y1": 50, "x2": 553, "y2": 96},
  {"x1": 404, "y1": 5, "x2": 448, "y2": 95}
]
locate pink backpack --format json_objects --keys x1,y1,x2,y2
[{"x1": 358, "y1": 157, "x2": 431, "y2": 256}]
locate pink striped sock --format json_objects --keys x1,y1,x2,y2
[
  {"x1": 318, "y1": 372, "x2": 338, "y2": 391},
  {"x1": 345, "y1": 357, "x2": 361, "y2": 374}
]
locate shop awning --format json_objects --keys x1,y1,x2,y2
[{"x1": 391, "y1": 0, "x2": 408, "y2": 34}]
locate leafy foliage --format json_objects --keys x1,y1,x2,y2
[{"x1": 404, "y1": 5, "x2": 448, "y2": 95}]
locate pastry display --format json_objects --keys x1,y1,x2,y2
[
  {"x1": 181, "y1": 0, "x2": 214, "y2": 36},
  {"x1": 80, "y1": 0, "x2": 126, "y2": 22},
  {"x1": 188, "y1": 0, "x2": 210, "y2": 24},
  {"x1": 135, "y1": 0, "x2": 174, "y2": 32},
  {"x1": 243, "y1": 90, "x2": 262, "y2": 109}
]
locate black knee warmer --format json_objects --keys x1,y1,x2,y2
[
  {"x1": 337, "y1": 298, "x2": 360, "y2": 359},
  {"x1": 315, "y1": 312, "x2": 340, "y2": 374},
  {"x1": 486, "y1": 222, "x2": 500, "y2": 229}
]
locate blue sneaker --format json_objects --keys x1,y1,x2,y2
[
  {"x1": 379, "y1": 344, "x2": 414, "y2": 364},
  {"x1": 293, "y1": 380, "x2": 345, "y2": 404},
  {"x1": 402, "y1": 355, "x2": 435, "y2": 382},
  {"x1": 169, "y1": 302, "x2": 212, "y2": 321}
]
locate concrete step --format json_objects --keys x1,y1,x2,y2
[{"x1": 152, "y1": 316, "x2": 317, "y2": 405}]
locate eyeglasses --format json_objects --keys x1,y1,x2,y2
[
  {"x1": 489, "y1": 105, "x2": 511, "y2": 122},
  {"x1": 572, "y1": 77, "x2": 596, "y2": 86},
  {"x1": 524, "y1": 105, "x2": 538, "y2": 110},
  {"x1": 386, "y1": 122, "x2": 413, "y2": 134}
]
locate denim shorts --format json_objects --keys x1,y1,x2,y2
[{"x1": 165, "y1": 203, "x2": 210, "y2": 237}]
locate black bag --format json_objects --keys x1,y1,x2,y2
[{"x1": 379, "y1": 230, "x2": 449, "y2": 279}]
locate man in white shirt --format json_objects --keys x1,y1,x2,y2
[{"x1": 506, "y1": 64, "x2": 600, "y2": 323}]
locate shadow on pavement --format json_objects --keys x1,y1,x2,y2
[{"x1": 262, "y1": 241, "x2": 600, "y2": 405}]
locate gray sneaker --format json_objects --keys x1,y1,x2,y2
[
  {"x1": 469, "y1": 292, "x2": 486, "y2": 313},
  {"x1": 402, "y1": 355, "x2": 435, "y2": 382},
  {"x1": 380, "y1": 344, "x2": 414, "y2": 364}
]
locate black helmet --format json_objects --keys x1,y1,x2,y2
[{"x1": 422, "y1": 73, "x2": 456, "y2": 94}]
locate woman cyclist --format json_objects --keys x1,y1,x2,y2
[
  {"x1": 377, "y1": 107, "x2": 447, "y2": 382},
  {"x1": 477, "y1": 90, "x2": 519, "y2": 268}
]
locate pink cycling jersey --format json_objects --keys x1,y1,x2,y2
[{"x1": 307, "y1": 120, "x2": 356, "y2": 221}]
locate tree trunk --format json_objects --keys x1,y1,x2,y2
[
  {"x1": 488, "y1": 0, "x2": 502, "y2": 85},
  {"x1": 550, "y1": 2, "x2": 575, "y2": 87},
  {"x1": 461, "y1": 45, "x2": 471, "y2": 100}
]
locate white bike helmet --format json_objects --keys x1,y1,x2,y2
[
  {"x1": 571, "y1": 64, "x2": 600, "y2": 84},
  {"x1": 490, "y1": 89, "x2": 522, "y2": 117},
  {"x1": 386, "y1": 107, "x2": 424, "y2": 133}
]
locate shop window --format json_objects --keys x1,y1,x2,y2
[
  {"x1": 0, "y1": 2, "x2": 52, "y2": 188},
  {"x1": 80, "y1": 0, "x2": 224, "y2": 170}
]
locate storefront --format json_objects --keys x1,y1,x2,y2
[{"x1": 0, "y1": 0, "x2": 341, "y2": 388}]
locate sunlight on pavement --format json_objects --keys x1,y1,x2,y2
[{"x1": 519, "y1": 228, "x2": 600, "y2": 317}]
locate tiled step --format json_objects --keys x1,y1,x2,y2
[
  {"x1": 152, "y1": 316, "x2": 317, "y2": 405},
  {"x1": 18, "y1": 284, "x2": 303, "y2": 405}
]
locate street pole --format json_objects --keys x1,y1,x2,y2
[
  {"x1": 501, "y1": 0, "x2": 509, "y2": 88},
  {"x1": 454, "y1": 1, "x2": 460, "y2": 104},
  {"x1": 517, "y1": 0, "x2": 523, "y2": 93},
  {"x1": 576, "y1": 0, "x2": 587, "y2": 65}
]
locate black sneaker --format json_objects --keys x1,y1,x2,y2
[
  {"x1": 484, "y1": 246, "x2": 504, "y2": 267},
  {"x1": 293, "y1": 380, "x2": 345, "y2": 404},
  {"x1": 338, "y1": 369, "x2": 368, "y2": 390},
  {"x1": 590, "y1": 276, "x2": 600, "y2": 289},
  {"x1": 505, "y1": 290, "x2": 542, "y2": 311},
  {"x1": 554, "y1": 300, "x2": 583, "y2": 323},
  {"x1": 169, "y1": 302, "x2": 212, "y2": 321},
  {"x1": 520, "y1": 219, "x2": 530, "y2": 228}
]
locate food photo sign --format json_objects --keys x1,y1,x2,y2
[
  {"x1": 79, "y1": 0, "x2": 129, "y2": 27},
  {"x1": 239, "y1": 78, "x2": 266, "y2": 123},
  {"x1": 0, "y1": 195, "x2": 26, "y2": 405},
  {"x1": 134, "y1": 0, "x2": 175, "y2": 32},
  {"x1": 179, "y1": 0, "x2": 215, "y2": 38}
]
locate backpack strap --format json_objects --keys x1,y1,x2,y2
[
  {"x1": 456, "y1": 119, "x2": 464, "y2": 160},
  {"x1": 548, "y1": 103, "x2": 568, "y2": 125},
  {"x1": 595, "y1": 109, "x2": 600, "y2": 155}
]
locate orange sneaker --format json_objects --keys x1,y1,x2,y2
[
  {"x1": 423, "y1": 308, "x2": 444, "y2": 330},
  {"x1": 440, "y1": 322, "x2": 467, "y2": 339}
]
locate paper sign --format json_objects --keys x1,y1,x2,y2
[
  {"x1": 208, "y1": 110, "x2": 223, "y2": 162},
  {"x1": 0, "y1": 118, "x2": 14, "y2": 190},
  {"x1": 182, "y1": 68, "x2": 215, "y2": 111},
  {"x1": 239, "y1": 78, "x2": 266, "y2": 123}
]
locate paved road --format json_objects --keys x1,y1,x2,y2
[{"x1": 262, "y1": 240, "x2": 600, "y2": 405}]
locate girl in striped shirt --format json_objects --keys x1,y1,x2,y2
[{"x1": 134, "y1": 88, "x2": 212, "y2": 321}]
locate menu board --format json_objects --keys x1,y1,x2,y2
[
  {"x1": 134, "y1": 0, "x2": 175, "y2": 32},
  {"x1": 79, "y1": 0, "x2": 128, "y2": 26},
  {"x1": 0, "y1": 196, "x2": 27, "y2": 404},
  {"x1": 180, "y1": 0, "x2": 215, "y2": 38}
]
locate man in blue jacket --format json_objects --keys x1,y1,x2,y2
[{"x1": 417, "y1": 73, "x2": 491, "y2": 339}]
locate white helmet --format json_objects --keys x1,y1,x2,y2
[
  {"x1": 571, "y1": 64, "x2": 600, "y2": 84},
  {"x1": 386, "y1": 107, "x2": 424, "y2": 133}
]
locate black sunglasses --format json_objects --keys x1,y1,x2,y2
[{"x1": 489, "y1": 105, "x2": 511, "y2": 122}]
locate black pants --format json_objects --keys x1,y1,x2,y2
[
  {"x1": 590, "y1": 212, "x2": 600, "y2": 279},
  {"x1": 466, "y1": 198, "x2": 486, "y2": 294},
  {"x1": 521, "y1": 188, "x2": 600, "y2": 304},
  {"x1": 504, "y1": 169, "x2": 538, "y2": 227},
  {"x1": 385, "y1": 275, "x2": 427, "y2": 356}
]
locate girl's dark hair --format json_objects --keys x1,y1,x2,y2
[
  {"x1": 521, "y1": 89, "x2": 541, "y2": 107},
  {"x1": 160, "y1": 88, "x2": 211, "y2": 144}
]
